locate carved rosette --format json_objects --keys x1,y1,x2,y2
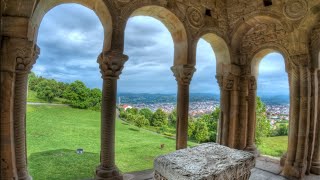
[
  {"x1": 171, "y1": 65, "x2": 196, "y2": 85},
  {"x1": 97, "y1": 51, "x2": 128, "y2": 80},
  {"x1": 248, "y1": 76, "x2": 257, "y2": 90},
  {"x1": 186, "y1": 6, "x2": 204, "y2": 28},
  {"x1": 15, "y1": 44, "x2": 40, "y2": 74},
  {"x1": 283, "y1": 0, "x2": 308, "y2": 20}
]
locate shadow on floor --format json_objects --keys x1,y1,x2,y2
[{"x1": 28, "y1": 149, "x2": 99, "y2": 180}]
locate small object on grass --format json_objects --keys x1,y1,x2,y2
[
  {"x1": 160, "y1": 144, "x2": 165, "y2": 150},
  {"x1": 76, "y1": 148, "x2": 84, "y2": 154}
]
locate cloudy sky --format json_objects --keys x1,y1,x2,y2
[{"x1": 34, "y1": 4, "x2": 289, "y2": 96}]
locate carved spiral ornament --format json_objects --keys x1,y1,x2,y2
[
  {"x1": 283, "y1": 0, "x2": 308, "y2": 20},
  {"x1": 186, "y1": 7, "x2": 204, "y2": 28}
]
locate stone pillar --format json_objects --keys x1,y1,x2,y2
[
  {"x1": 14, "y1": 41, "x2": 39, "y2": 180},
  {"x1": 0, "y1": 38, "x2": 38, "y2": 180},
  {"x1": 216, "y1": 76, "x2": 223, "y2": 144},
  {"x1": 237, "y1": 75, "x2": 249, "y2": 149},
  {"x1": 283, "y1": 66, "x2": 300, "y2": 175},
  {"x1": 95, "y1": 51, "x2": 128, "y2": 180},
  {"x1": 283, "y1": 57, "x2": 312, "y2": 178},
  {"x1": 171, "y1": 65, "x2": 196, "y2": 150},
  {"x1": 216, "y1": 74, "x2": 239, "y2": 148},
  {"x1": 245, "y1": 76, "x2": 257, "y2": 155},
  {"x1": 311, "y1": 70, "x2": 320, "y2": 175}
]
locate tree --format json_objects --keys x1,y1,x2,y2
[
  {"x1": 126, "y1": 108, "x2": 139, "y2": 115},
  {"x1": 63, "y1": 80, "x2": 90, "y2": 109},
  {"x1": 168, "y1": 108, "x2": 177, "y2": 127},
  {"x1": 188, "y1": 118, "x2": 196, "y2": 138},
  {"x1": 86, "y1": 88, "x2": 102, "y2": 111},
  {"x1": 139, "y1": 108, "x2": 153, "y2": 120},
  {"x1": 151, "y1": 109, "x2": 168, "y2": 127},
  {"x1": 133, "y1": 114, "x2": 150, "y2": 128},
  {"x1": 35, "y1": 79, "x2": 58, "y2": 102},
  {"x1": 194, "y1": 120, "x2": 209, "y2": 143},
  {"x1": 255, "y1": 97, "x2": 271, "y2": 145}
]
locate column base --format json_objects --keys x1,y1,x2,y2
[
  {"x1": 311, "y1": 162, "x2": 320, "y2": 175},
  {"x1": 18, "y1": 171, "x2": 33, "y2": 180},
  {"x1": 282, "y1": 161, "x2": 307, "y2": 179},
  {"x1": 280, "y1": 152, "x2": 287, "y2": 167},
  {"x1": 95, "y1": 165, "x2": 123, "y2": 180},
  {"x1": 244, "y1": 145, "x2": 258, "y2": 157}
]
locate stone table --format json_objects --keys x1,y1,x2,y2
[{"x1": 154, "y1": 143, "x2": 256, "y2": 180}]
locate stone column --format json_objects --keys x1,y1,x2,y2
[
  {"x1": 215, "y1": 76, "x2": 223, "y2": 144},
  {"x1": 311, "y1": 70, "x2": 320, "y2": 175},
  {"x1": 95, "y1": 51, "x2": 128, "y2": 180},
  {"x1": 237, "y1": 75, "x2": 249, "y2": 149},
  {"x1": 217, "y1": 74, "x2": 238, "y2": 148},
  {"x1": 14, "y1": 41, "x2": 39, "y2": 180},
  {"x1": 245, "y1": 76, "x2": 257, "y2": 155},
  {"x1": 0, "y1": 38, "x2": 39, "y2": 180},
  {"x1": 283, "y1": 66, "x2": 300, "y2": 175},
  {"x1": 171, "y1": 65, "x2": 196, "y2": 150}
]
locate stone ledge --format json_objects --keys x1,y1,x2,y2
[{"x1": 154, "y1": 143, "x2": 256, "y2": 180}]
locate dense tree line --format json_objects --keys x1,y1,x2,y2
[{"x1": 28, "y1": 72, "x2": 102, "y2": 110}]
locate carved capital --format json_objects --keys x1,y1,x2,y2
[
  {"x1": 216, "y1": 75, "x2": 223, "y2": 88},
  {"x1": 248, "y1": 76, "x2": 257, "y2": 90},
  {"x1": 15, "y1": 43, "x2": 40, "y2": 74},
  {"x1": 171, "y1": 65, "x2": 196, "y2": 85},
  {"x1": 290, "y1": 54, "x2": 309, "y2": 67},
  {"x1": 223, "y1": 74, "x2": 238, "y2": 91},
  {"x1": 97, "y1": 51, "x2": 128, "y2": 79}
]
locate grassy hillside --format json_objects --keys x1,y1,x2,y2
[
  {"x1": 26, "y1": 105, "x2": 196, "y2": 180},
  {"x1": 27, "y1": 90, "x2": 66, "y2": 104},
  {"x1": 257, "y1": 136, "x2": 288, "y2": 157}
]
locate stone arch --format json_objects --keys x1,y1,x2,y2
[
  {"x1": 29, "y1": 0, "x2": 112, "y2": 51},
  {"x1": 231, "y1": 14, "x2": 292, "y2": 56},
  {"x1": 250, "y1": 45, "x2": 291, "y2": 78},
  {"x1": 125, "y1": 5, "x2": 188, "y2": 65},
  {"x1": 195, "y1": 32, "x2": 231, "y2": 75}
]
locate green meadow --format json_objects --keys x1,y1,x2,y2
[
  {"x1": 26, "y1": 105, "x2": 196, "y2": 180},
  {"x1": 26, "y1": 104, "x2": 287, "y2": 179}
]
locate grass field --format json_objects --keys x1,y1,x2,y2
[
  {"x1": 257, "y1": 136, "x2": 288, "y2": 157},
  {"x1": 26, "y1": 105, "x2": 196, "y2": 180}
]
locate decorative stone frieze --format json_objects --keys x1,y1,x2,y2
[
  {"x1": 97, "y1": 51, "x2": 128, "y2": 79},
  {"x1": 171, "y1": 65, "x2": 196, "y2": 85}
]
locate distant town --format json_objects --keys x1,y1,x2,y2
[{"x1": 117, "y1": 93, "x2": 290, "y2": 125}]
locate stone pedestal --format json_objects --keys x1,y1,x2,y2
[{"x1": 154, "y1": 143, "x2": 255, "y2": 180}]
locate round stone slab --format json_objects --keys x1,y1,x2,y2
[{"x1": 154, "y1": 143, "x2": 255, "y2": 180}]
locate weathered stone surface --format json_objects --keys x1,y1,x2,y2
[{"x1": 154, "y1": 143, "x2": 255, "y2": 180}]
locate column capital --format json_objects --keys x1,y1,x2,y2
[
  {"x1": 248, "y1": 76, "x2": 257, "y2": 90},
  {"x1": 171, "y1": 65, "x2": 196, "y2": 85},
  {"x1": 223, "y1": 74, "x2": 238, "y2": 91},
  {"x1": 290, "y1": 53, "x2": 310, "y2": 68},
  {"x1": 216, "y1": 75, "x2": 223, "y2": 89},
  {"x1": 15, "y1": 43, "x2": 40, "y2": 74},
  {"x1": 97, "y1": 50, "x2": 128, "y2": 80}
]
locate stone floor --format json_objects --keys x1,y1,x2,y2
[{"x1": 123, "y1": 156, "x2": 320, "y2": 180}]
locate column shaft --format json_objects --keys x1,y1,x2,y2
[
  {"x1": 311, "y1": 70, "x2": 320, "y2": 175},
  {"x1": 14, "y1": 72, "x2": 31, "y2": 180},
  {"x1": 176, "y1": 84, "x2": 189, "y2": 149},
  {"x1": 238, "y1": 76, "x2": 248, "y2": 149},
  {"x1": 245, "y1": 76, "x2": 257, "y2": 154},
  {"x1": 0, "y1": 70, "x2": 18, "y2": 179}
]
